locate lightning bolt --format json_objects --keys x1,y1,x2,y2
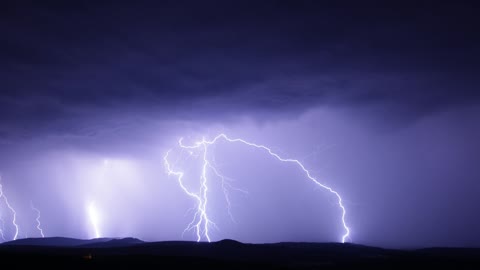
[
  {"x1": 210, "y1": 165, "x2": 248, "y2": 223},
  {"x1": 164, "y1": 148, "x2": 216, "y2": 242},
  {"x1": 88, "y1": 201, "x2": 101, "y2": 238},
  {"x1": 30, "y1": 201, "x2": 45, "y2": 238},
  {"x1": 164, "y1": 134, "x2": 351, "y2": 243},
  {"x1": 0, "y1": 217, "x2": 5, "y2": 241},
  {"x1": 0, "y1": 178, "x2": 19, "y2": 241}
]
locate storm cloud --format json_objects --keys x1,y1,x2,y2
[
  {"x1": 0, "y1": 1, "x2": 479, "y2": 247},
  {"x1": 1, "y1": 1, "x2": 479, "y2": 140}
]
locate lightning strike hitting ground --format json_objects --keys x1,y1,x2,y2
[
  {"x1": 0, "y1": 178, "x2": 19, "y2": 241},
  {"x1": 164, "y1": 134, "x2": 351, "y2": 243},
  {"x1": 0, "y1": 217, "x2": 5, "y2": 241},
  {"x1": 30, "y1": 201, "x2": 45, "y2": 238},
  {"x1": 88, "y1": 202, "x2": 101, "y2": 238},
  {"x1": 164, "y1": 149, "x2": 215, "y2": 242}
]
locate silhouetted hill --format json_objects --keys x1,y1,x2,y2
[
  {"x1": 1, "y1": 237, "x2": 113, "y2": 247},
  {"x1": 214, "y1": 238, "x2": 243, "y2": 245},
  {"x1": 80, "y1": 237, "x2": 144, "y2": 248},
  {"x1": 0, "y1": 238, "x2": 479, "y2": 269}
]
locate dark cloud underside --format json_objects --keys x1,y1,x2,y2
[{"x1": 0, "y1": 1, "x2": 479, "y2": 138}]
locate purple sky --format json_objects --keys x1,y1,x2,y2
[{"x1": 0, "y1": 1, "x2": 479, "y2": 247}]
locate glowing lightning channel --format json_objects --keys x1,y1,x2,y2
[
  {"x1": 164, "y1": 134, "x2": 351, "y2": 243},
  {"x1": 88, "y1": 202, "x2": 101, "y2": 238},
  {"x1": 164, "y1": 148, "x2": 216, "y2": 242},
  {"x1": 0, "y1": 217, "x2": 5, "y2": 241},
  {"x1": 30, "y1": 201, "x2": 45, "y2": 238},
  {"x1": 0, "y1": 179, "x2": 19, "y2": 241},
  {"x1": 208, "y1": 164, "x2": 248, "y2": 223}
]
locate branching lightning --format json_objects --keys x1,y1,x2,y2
[
  {"x1": 30, "y1": 201, "x2": 45, "y2": 238},
  {"x1": 0, "y1": 178, "x2": 19, "y2": 241},
  {"x1": 164, "y1": 134, "x2": 351, "y2": 243},
  {"x1": 164, "y1": 148, "x2": 216, "y2": 242},
  {"x1": 208, "y1": 164, "x2": 248, "y2": 223}
]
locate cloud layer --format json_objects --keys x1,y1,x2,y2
[{"x1": 1, "y1": 1, "x2": 479, "y2": 140}]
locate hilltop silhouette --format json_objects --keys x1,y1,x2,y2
[{"x1": 1, "y1": 237, "x2": 479, "y2": 269}]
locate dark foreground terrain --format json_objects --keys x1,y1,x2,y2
[{"x1": 1, "y1": 238, "x2": 479, "y2": 269}]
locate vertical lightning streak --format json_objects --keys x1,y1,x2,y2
[
  {"x1": 200, "y1": 142, "x2": 212, "y2": 242},
  {"x1": 0, "y1": 181, "x2": 19, "y2": 241},
  {"x1": 167, "y1": 134, "x2": 351, "y2": 243},
  {"x1": 30, "y1": 202, "x2": 45, "y2": 238},
  {"x1": 164, "y1": 150, "x2": 203, "y2": 241},
  {"x1": 88, "y1": 202, "x2": 101, "y2": 238},
  {"x1": 0, "y1": 217, "x2": 5, "y2": 241},
  {"x1": 208, "y1": 164, "x2": 248, "y2": 223}
]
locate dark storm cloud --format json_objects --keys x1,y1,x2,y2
[
  {"x1": 1, "y1": 1, "x2": 480, "y2": 248},
  {"x1": 1, "y1": 1, "x2": 479, "y2": 139}
]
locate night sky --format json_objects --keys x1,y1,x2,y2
[{"x1": 0, "y1": 1, "x2": 479, "y2": 248}]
